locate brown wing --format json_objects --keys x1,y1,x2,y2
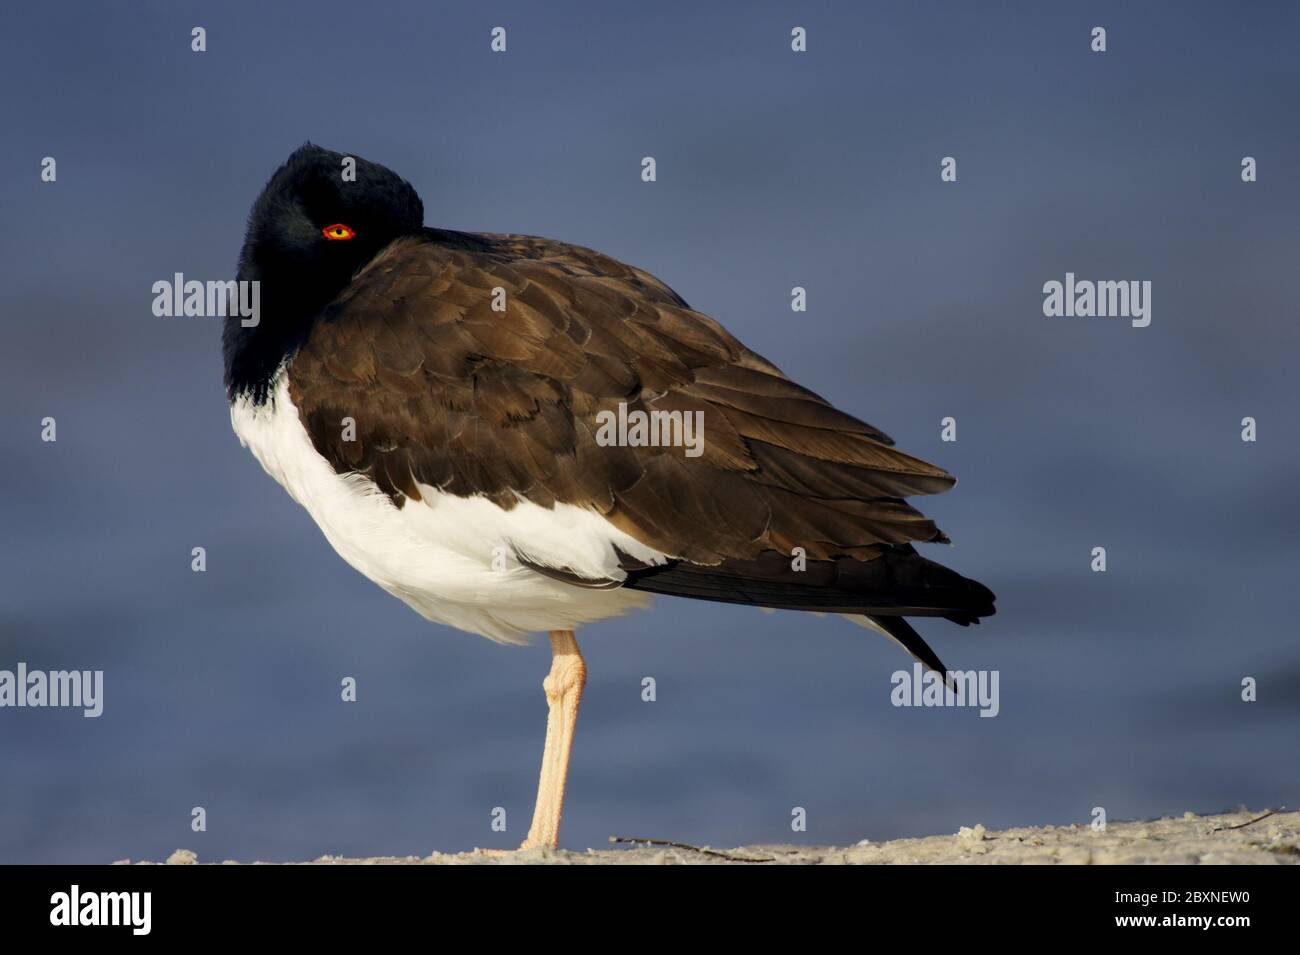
[{"x1": 287, "y1": 232, "x2": 958, "y2": 567}]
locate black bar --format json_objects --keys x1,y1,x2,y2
[{"x1": 0, "y1": 863, "x2": 1288, "y2": 940}]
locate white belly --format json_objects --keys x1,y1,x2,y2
[{"x1": 229, "y1": 375, "x2": 666, "y2": 643}]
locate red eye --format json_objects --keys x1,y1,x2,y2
[{"x1": 322, "y1": 223, "x2": 356, "y2": 241}]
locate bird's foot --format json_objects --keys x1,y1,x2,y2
[{"x1": 472, "y1": 840, "x2": 549, "y2": 857}]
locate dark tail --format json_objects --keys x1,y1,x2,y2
[
  {"x1": 621, "y1": 545, "x2": 996, "y2": 624},
  {"x1": 865, "y1": 613, "x2": 963, "y2": 691}
]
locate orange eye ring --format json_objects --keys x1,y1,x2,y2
[{"x1": 322, "y1": 223, "x2": 356, "y2": 241}]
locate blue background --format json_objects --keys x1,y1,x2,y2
[{"x1": 1, "y1": 1, "x2": 1297, "y2": 861}]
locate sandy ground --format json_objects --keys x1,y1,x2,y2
[{"x1": 144, "y1": 808, "x2": 1299, "y2": 865}]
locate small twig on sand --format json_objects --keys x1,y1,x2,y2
[
  {"x1": 1213, "y1": 808, "x2": 1283, "y2": 832},
  {"x1": 609, "y1": 836, "x2": 773, "y2": 863}
]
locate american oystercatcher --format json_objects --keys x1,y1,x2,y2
[{"x1": 223, "y1": 144, "x2": 995, "y2": 851}]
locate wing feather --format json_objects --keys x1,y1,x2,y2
[{"x1": 287, "y1": 231, "x2": 987, "y2": 620}]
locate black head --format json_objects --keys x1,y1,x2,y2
[{"x1": 224, "y1": 143, "x2": 425, "y2": 401}]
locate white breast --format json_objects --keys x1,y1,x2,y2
[{"x1": 229, "y1": 374, "x2": 667, "y2": 643}]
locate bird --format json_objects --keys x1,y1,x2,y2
[{"x1": 223, "y1": 143, "x2": 995, "y2": 852}]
